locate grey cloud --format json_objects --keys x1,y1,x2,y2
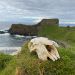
[{"x1": 0, "y1": 0, "x2": 75, "y2": 22}]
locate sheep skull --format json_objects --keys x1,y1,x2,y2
[{"x1": 28, "y1": 37, "x2": 60, "y2": 61}]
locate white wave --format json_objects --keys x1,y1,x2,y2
[
  {"x1": 14, "y1": 35, "x2": 25, "y2": 38},
  {"x1": 0, "y1": 33, "x2": 10, "y2": 36},
  {"x1": 25, "y1": 36, "x2": 37, "y2": 39},
  {"x1": 0, "y1": 47, "x2": 21, "y2": 55}
]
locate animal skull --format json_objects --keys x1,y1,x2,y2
[{"x1": 28, "y1": 37, "x2": 60, "y2": 61}]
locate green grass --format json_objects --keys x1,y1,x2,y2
[
  {"x1": 0, "y1": 53, "x2": 13, "y2": 74},
  {"x1": 0, "y1": 26, "x2": 75, "y2": 75}
]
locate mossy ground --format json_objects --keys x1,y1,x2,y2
[{"x1": 0, "y1": 26, "x2": 75, "y2": 75}]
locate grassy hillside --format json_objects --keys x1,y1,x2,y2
[{"x1": 0, "y1": 26, "x2": 75, "y2": 75}]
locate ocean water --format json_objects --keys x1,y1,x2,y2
[
  {"x1": 0, "y1": 33, "x2": 27, "y2": 47},
  {"x1": 0, "y1": 33, "x2": 37, "y2": 55},
  {"x1": 0, "y1": 33, "x2": 29, "y2": 55}
]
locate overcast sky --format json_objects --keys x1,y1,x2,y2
[{"x1": 0, "y1": 0, "x2": 75, "y2": 24}]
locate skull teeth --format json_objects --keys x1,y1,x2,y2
[{"x1": 46, "y1": 45, "x2": 60, "y2": 61}]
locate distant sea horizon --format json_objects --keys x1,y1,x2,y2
[
  {"x1": 0, "y1": 21, "x2": 37, "y2": 30},
  {"x1": 60, "y1": 23, "x2": 75, "y2": 27},
  {"x1": 0, "y1": 21, "x2": 75, "y2": 30}
]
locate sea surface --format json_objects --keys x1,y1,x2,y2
[
  {"x1": 0, "y1": 33, "x2": 27, "y2": 47},
  {"x1": 0, "y1": 33, "x2": 33, "y2": 55}
]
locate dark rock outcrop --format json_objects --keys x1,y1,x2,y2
[
  {"x1": 38, "y1": 18, "x2": 59, "y2": 26},
  {"x1": 8, "y1": 19, "x2": 59, "y2": 36},
  {"x1": 0, "y1": 31, "x2": 5, "y2": 34},
  {"x1": 8, "y1": 24, "x2": 38, "y2": 36}
]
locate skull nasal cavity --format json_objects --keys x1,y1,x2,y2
[{"x1": 45, "y1": 45, "x2": 52, "y2": 52}]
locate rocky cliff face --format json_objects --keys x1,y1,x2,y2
[
  {"x1": 8, "y1": 24, "x2": 38, "y2": 36},
  {"x1": 8, "y1": 19, "x2": 59, "y2": 36},
  {"x1": 38, "y1": 18, "x2": 59, "y2": 26}
]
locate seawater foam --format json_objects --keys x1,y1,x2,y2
[
  {"x1": 0, "y1": 33, "x2": 10, "y2": 36},
  {"x1": 0, "y1": 47, "x2": 21, "y2": 55}
]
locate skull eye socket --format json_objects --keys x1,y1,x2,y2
[{"x1": 45, "y1": 45, "x2": 52, "y2": 52}]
